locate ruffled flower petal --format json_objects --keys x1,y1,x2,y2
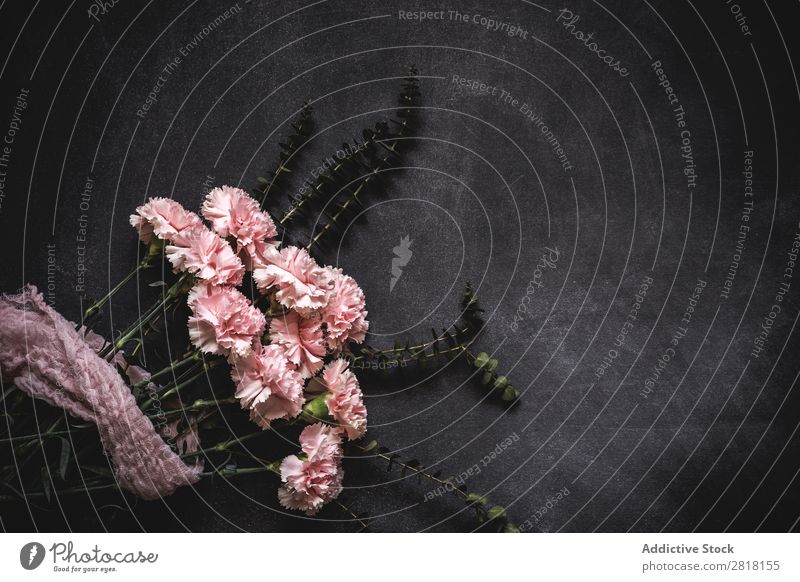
[
  {"x1": 278, "y1": 424, "x2": 344, "y2": 515},
  {"x1": 229, "y1": 342, "x2": 304, "y2": 427},
  {"x1": 322, "y1": 359, "x2": 367, "y2": 439},
  {"x1": 320, "y1": 267, "x2": 369, "y2": 350},
  {"x1": 187, "y1": 284, "x2": 265, "y2": 357},
  {"x1": 129, "y1": 197, "x2": 202, "y2": 244},
  {"x1": 269, "y1": 311, "x2": 326, "y2": 379},
  {"x1": 166, "y1": 226, "x2": 245, "y2": 286},
  {"x1": 252, "y1": 246, "x2": 333, "y2": 313}
]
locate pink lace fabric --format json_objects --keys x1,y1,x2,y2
[{"x1": 0, "y1": 285, "x2": 200, "y2": 500}]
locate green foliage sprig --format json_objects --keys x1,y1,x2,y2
[
  {"x1": 274, "y1": 67, "x2": 420, "y2": 250},
  {"x1": 353, "y1": 439, "x2": 519, "y2": 532},
  {"x1": 466, "y1": 351, "x2": 521, "y2": 402},
  {"x1": 345, "y1": 283, "x2": 479, "y2": 371},
  {"x1": 347, "y1": 283, "x2": 521, "y2": 402},
  {"x1": 254, "y1": 102, "x2": 314, "y2": 212}
]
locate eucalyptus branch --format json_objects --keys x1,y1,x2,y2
[
  {"x1": 278, "y1": 128, "x2": 385, "y2": 229},
  {"x1": 352, "y1": 440, "x2": 519, "y2": 532},
  {"x1": 199, "y1": 462, "x2": 281, "y2": 479},
  {"x1": 334, "y1": 498, "x2": 370, "y2": 532},
  {"x1": 256, "y1": 102, "x2": 314, "y2": 209},
  {"x1": 464, "y1": 350, "x2": 520, "y2": 402},
  {"x1": 347, "y1": 282, "x2": 480, "y2": 370},
  {"x1": 347, "y1": 334, "x2": 468, "y2": 370},
  {"x1": 346, "y1": 283, "x2": 519, "y2": 401},
  {"x1": 305, "y1": 67, "x2": 421, "y2": 250}
]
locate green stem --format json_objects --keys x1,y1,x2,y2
[
  {"x1": 140, "y1": 361, "x2": 219, "y2": 411},
  {"x1": 82, "y1": 260, "x2": 150, "y2": 323},
  {"x1": 180, "y1": 430, "x2": 262, "y2": 460},
  {"x1": 102, "y1": 296, "x2": 171, "y2": 357},
  {"x1": 133, "y1": 350, "x2": 201, "y2": 390},
  {"x1": 354, "y1": 440, "x2": 518, "y2": 532},
  {"x1": 99, "y1": 273, "x2": 190, "y2": 358},
  {"x1": 0, "y1": 481, "x2": 118, "y2": 503},
  {"x1": 199, "y1": 462, "x2": 280, "y2": 479},
  {"x1": 350, "y1": 345, "x2": 467, "y2": 370},
  {"x1": 334, "y1": 499, "x2": 370, "y2": 531}
]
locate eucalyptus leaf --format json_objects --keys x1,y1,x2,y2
[
  {"x1": 493, "y1": 375, "x2": 509, "y2": 390},
  {"x1": 487, "y1": 506, "x2": 507, "y2": 520}
]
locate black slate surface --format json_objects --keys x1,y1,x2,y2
[{"x1": 1, "y1": 0, "x2": 799, "y2": 532}]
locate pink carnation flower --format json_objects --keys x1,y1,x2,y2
[
  {"x1": 187, "y1": 284, "x2": 265, "y2": 357},
  {"x1": 201, "y1": 186, "x2": 278, "y2": 266},
  {"x1": 278, "y1": 423, "x2": 344, "y2": 515},
  {"x1": 244, "y1": 238, "x2": 280, "y2": 271},
  {"x1": 230, "y1": 342, "x2": 304, "y2": 428},
  {"x1": 129, "y1": 197, "x2": 202, "y2": 244},
  {"x1": 166, "y1": 225, "x2": 245, "y2": 286},
  {"x1": 322, "y1": 358, "x2": 367, "y2": 439},
  {"x1": 321, "y1": 267, "x2": 369, "y2": 350},
  {"x1": 252, "y1": 246, "x2": 333, "y2": 313},
  {"x1": 269, "y1": 311, "x2": 326, "y2": 379}
]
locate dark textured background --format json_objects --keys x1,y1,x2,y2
[{"x1": 1, "y1": 0, "x2": 799, "y2": 532}]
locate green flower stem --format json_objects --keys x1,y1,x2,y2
[
  {"x1": 278, "y1": 122, "x2": 388, "y2": 229},
  {"x1": 103, "y1": 296, "x2": 171, "y2": 357},
  {"x1": 0, "y1": 415, "x2": 66, "y2": 481},
  {"x1": 198, "y1": 462, "x2": 281, "y2": 479},
  {"x1": 139, "y1": 362, "x2": 218, "y2": 412},
  {"x1": 0, "y1": 385, "x2": 17, "y2": 405},
  {"x1": 305, "y1": 178, "x2": 369, "y2": 249},
  {"x1": 180, "y1": 430, "x2": 263, "y2": 460},
  {"x1": 0, "y1": 398, "x2": 239, "y2": 447},
  {"x1": 132, "y1": 350, "x2": 202, "y2": 390},
  {"x1": 0, "y1": 481, "x2": 118, "y2": 503},
  {"x1": 166, "y1": 396, "x2": 237, "y2": 417},
  {"x1": 334, "y1": 498, "x2": 370, "y2": 531},
  {"x1": 0, "y1": 429, "x2": 78, "y2": 445},
  {"x1": 257, "y1": 103, "x2": 312, "y2": 208},
  {"x1": 136, "y1": 360, "x2": 204, "y2": 409},
  {"x1": 0, "y1": 460, "x2": 282, "y2": 502},
  {"x1": 82, "y1": 259, "x2": 151, "y2": 323},
  {"x1": 99, "y1": 273, "x2": 191, "y2": 359}
]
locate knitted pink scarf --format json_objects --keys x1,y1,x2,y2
[{"x1": 0, "y1": 286, "x2": 200, "y2": 500}]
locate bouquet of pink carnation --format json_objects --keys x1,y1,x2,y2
[
  {"x1": 127, "y1": 186, "x2": 368, "y2": 514},
  {"x1": 1, "y1": 71, "x2": 521, "y2": 531}
]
